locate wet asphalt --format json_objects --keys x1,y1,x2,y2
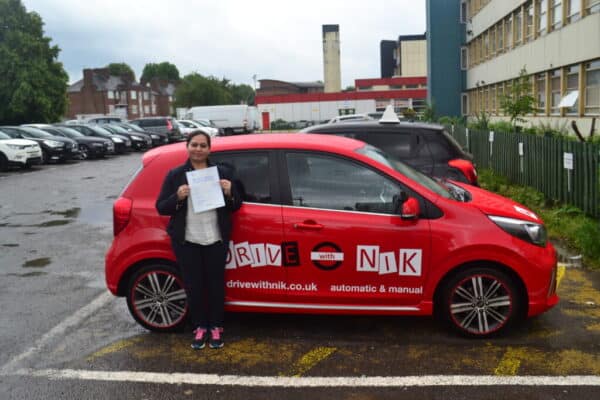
[{"x1": 0, "y1": 151, "x2": 599, "y2": 400}]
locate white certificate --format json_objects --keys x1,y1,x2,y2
[{"x1": 185, "y1": 166, "x2": 225, "y2": 213}]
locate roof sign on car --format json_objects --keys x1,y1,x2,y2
[{"x1": 378, "y1": 105, "x2": 400, "y2": 125}]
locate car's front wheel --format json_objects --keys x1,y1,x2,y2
[
  {"x1": 80, "y1": 145, "x2": 89, "y2": 160},
  {"x1": 439, "y1": 266, "x2": 523, "y2": 337},
  {"x1": 126, "y1": 264, "x2": 188, "y2": 332}
]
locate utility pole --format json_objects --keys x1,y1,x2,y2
[{"x1": 252, "y1": 74, "x2": 258, "y2": 91}]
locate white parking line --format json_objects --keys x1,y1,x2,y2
[
  {"x1": 0, "y1": 291, "x2": 113, "y2": 374},
  {"x1": 6, "y1": 368, "x2": 600, "y2": 387}
]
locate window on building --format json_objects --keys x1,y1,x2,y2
[
  {"x1": 151, "y1": 105, "x2": 157, "y2": 114},
  {"x1": 551, "y1": 0, "x2": 563, "y2": 30},
  {"x1": 483, "y1": 32, "x2": 489, "y2": 59},
  {"x1": 497, "y1": 84, "x2": 505, "y2": 115},
  {"x1": 536, "y1": 73, "x2": 547, "y2": 114},
  {"x1": 168, "y1": 96, "x2": 173, "y2": 102},
  {"x1": 505, "y1": 15, "x2": 513, "y2": 49},
  {"x1": 525, "y1": 2, "x2": 534, "y2": 41},
  {"x1": 107, "y1": 91, "x2": 114, "y2": 100},
  {"x1": 585, "y1": 60, "x2": 600, "y2": 115},
  {"x1": 537, "y1": 0, "x2": 548, "y2": 35},
  {"x1": 130, "y1": 90, "x2": 137, "y2": 100},
  {"x1": 108, "y1": 105, "x2": 115, "y2": 114},
  {"x1": 567, "y1": 0, "x2": 581, "y2": 22},
  {"x1": 461, "y1": 47, "x2": 468, "y2": 70},
  {"x1": 131, "y1": 105, "x2": 138, "y2": 115},
  {"x1": 484, "y1": 87, "x2": 489, "y2": 112},
  {"x1": 586, "y1": 0, "x2": 600, "y2": 14},
  {"x1": 462, "y1": 93, "x2": 469, "y2": 115},
  {"x1": 461, "y1": 0, "x2": 468, "y2": 22},
  {"x1": 566, "y1": 65, "x2": 580, "y2": 115},
  {"x1": 490, "y1": 26, "x2": 496, "y2": 55},
  {"x1": 144, "y1": 105, "x2": 150, "y2": 114},
  {"x1": 515, "y1": 8, "x2": 523, "y2": 45},
  {"x1": 143, "y1": 91, "x2": 149, "y2": 101},
  {"x1": 114, "y1": 91, "x2": 120, "y2": 99},
  {"x1": 490, "y1": 86, "x2": 496, "y2": 113},
  {"x1": 550, "y1": 70, "x2": 562, "y2": 115},
  {"x1": 496, "y1": 22, "x2": 504, "y2": 53}
]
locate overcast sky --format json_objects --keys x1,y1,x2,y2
[{"x1": 22, "y1": 0, "x2": 426, "y2": 89}]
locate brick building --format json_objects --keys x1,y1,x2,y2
[{"x1": 66, "y1": 68, "x2": 177, "y2": 120}]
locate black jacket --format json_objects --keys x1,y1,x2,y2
[{"x1": 155, "y1": 159, "x2": 242, "y2": 244}]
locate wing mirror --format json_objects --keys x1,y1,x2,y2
[{"x1": 393, "y1": 191, "x2": 420, "y2": 220}]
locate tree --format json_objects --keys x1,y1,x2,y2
[
  {"x1": 229, "y1": 83, "x2": 255, "y2": 105},
  {"x1": 173, "y1": 73, "x2": 233, "y2": 108},
  {"x1": 499, "y1": 67, "x2": 535, "y2": 128},
  {"x1": 0, "y1": 0, "x2": 69, "y2": 124},
  {"x1": 140, "y1": 62, "x2": 180, "y2": 84},
  {"x1": 107, "y1": 62, "x2": 135, "y2": 81}
]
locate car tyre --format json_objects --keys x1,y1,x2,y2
[
  {"x1": 126, "y1": 263, "x2": 188, "y2": 332},
  {"x1": 439, "y1": 266, "x2": 522, "y2": 337},
  {"x1": 41, "y1": 150, "x2": 48, "y2": 164},
  {"x1": 0, "y1": 153, "x2": 7, "y2": 171},
  {"x1": 80, "y1": 145, "x2": 89, "y2": 160}
]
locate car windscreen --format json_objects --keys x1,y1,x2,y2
[
  {"x1": 90, "y1": 126, "x2": 115, "y2": 136},
  {"x1": 18, "y1": 126, "x2": 55, "y2": 138},
  {"x1": 103, "y1": 124, "x2": 127, "y2": 134},
  {"x1": 0, "y1": 131, "x2": 11, "y2": 139},
  {"x1": 55, "y1": 127, "x2": 85, "y2": 138},
  {"x1": 118, "y1": 122, "x2": 144, "y2": 132},
  {"x1": 357, "y1": 145, "x2": 452, "y2": 199}
]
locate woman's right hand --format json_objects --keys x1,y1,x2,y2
[{"x1": 176, "y1": 184, "x2": 190, "y2": 200}]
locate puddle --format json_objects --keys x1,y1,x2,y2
[
  {"x1": 105, "y1": 195, "x2": 117, "y2": 200},
  {"x1": 2, "y1": 243, "x2": 19, "y2": 247},
  {"x1": 7, "y1": 271, "x2": 47, "y2": 277},
  {"x1": 22, "y1": 257, "x2": 51, "y2": 268},
  {"x1": 36, "y1": 220, "x2": 72, "y2": 227},
  {"x1": 82, "y1": 176, "x2": 95, "y2": 180},
  {"x1": 50, "y1": 207, "x2": 81, "y2": 218}
]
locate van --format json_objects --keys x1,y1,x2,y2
[{"x1": 185, "y1": 105, "x2": 260, "y2": 135}]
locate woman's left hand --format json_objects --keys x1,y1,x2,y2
[{"x1": 220, "y1": 179, "x2": 232, "y2": 197}]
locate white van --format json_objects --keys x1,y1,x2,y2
[{"x1": 185, "y1": 105, "x2": 260, "y2": 135}]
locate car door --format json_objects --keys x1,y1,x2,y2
[
  {"x1": 209, "y1": 150, "x2": 287, "y2": 305},
  {"x1": 280, "y1": 150, "x2": 432, "y2": 309}
]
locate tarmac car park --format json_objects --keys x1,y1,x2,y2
[{"x1": 105, "y1": 134, "x2": 558, "y2": 338}]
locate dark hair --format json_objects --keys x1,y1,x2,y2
[{"x1": 186, "y1": 130, "x2": 211, "y2": 147}]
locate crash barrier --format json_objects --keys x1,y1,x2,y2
[{"x1": 448, "y1": 125, "x2": 600, "y2": 218}]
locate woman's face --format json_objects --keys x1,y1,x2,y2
[{"x1": 187, "y1": 134, "x2": 210, "y2": 164}]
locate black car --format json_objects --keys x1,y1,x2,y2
[
  {"x1": 64, "y1": 124, "x2": 132, "y2": 154},
  {"x1": 112, "y1": 122, "x2": 169, "y2": 147},
  {"x1": 300, "y1": 109, "x2": 478, "y2": 185},
  {"x1": 129, "y1": 117, "x2": 182, "y2": 143},
  {"x1": 100, "y1": 124, "x2": 152, "y2": 151},
  {"x1": 42, "y1": 126, "x2": 114, "y2": 159},
  {"x1": 0, "y1": 126, "x2": 80, "y2": 163}
]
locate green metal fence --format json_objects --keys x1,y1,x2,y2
[{"x1": 449, "y1": 125, "x2": 600, "y2": 218}]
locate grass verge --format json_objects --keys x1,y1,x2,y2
[{"x1": 478, "y1": 169, "x2": 600, "y2": 270}]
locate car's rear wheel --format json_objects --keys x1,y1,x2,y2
[
  {"x1": 439, "y1": 267, "x2": 522, "y2": 337},
  {"x1": 126, "y1": 264, "x2": 188, "y2": 332}
]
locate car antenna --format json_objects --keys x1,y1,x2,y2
[{"x1": 378, "y1": 104, "x2": 400, "y2": 125}]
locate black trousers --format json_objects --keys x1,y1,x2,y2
[{"x1": 171, "y1": 240, "x2": 227, "y2": 329}]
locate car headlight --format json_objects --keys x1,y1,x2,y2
[
  {"x1": 488, "y1": 215, "x2": 547, "y2": 247},
  {"x1": 130, "y1": 135, "x2": 142, "y2": 141},
  {"x1": 150, "y1": 134, "x2": 159, "y2": 139},
  {"x1": 112, "y1": 137, "x2": 123, "y2": 143},
  {"x1": 6, "y1": 144, "x2": 27, "y2": 150},
  {"x1": 43, "y1": 140, "x2": 64, "y2": 148}
]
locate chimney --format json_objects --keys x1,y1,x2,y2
[
  {"x1": 83, "y1": 69, "x2": 94, "y2": 88},
  {"x1": 322, "y1": 24, "x2": 341, "y2": 93}
]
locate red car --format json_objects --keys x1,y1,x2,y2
[{"x1": 105, "y1": 134, "x2": 558, "y2": 337}]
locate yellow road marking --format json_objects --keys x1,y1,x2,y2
[
  {"x1": 556, "y1": 263, "x2": 566, "y2": 289},
  {"x1": 86, "y1": 337, "x2": 144, "y2": 361},
  {"x1": 288, "y1": 347, "x2": 337, "y2": 377},
  {"x1": 494, "y1": 347, "x2": 523, "y2": 376}
]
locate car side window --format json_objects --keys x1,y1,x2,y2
[
  {"x1": 356, "y1": 131, "x2": 413, "y2": 159},
  {"x1": 285, "y1": 152, "x2": 400, "y2": 214},
  {"x1": 210, "y1": 152, "x2": 272, "y2": 204}
]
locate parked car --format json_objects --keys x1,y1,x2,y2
[
  {"x1": 129, "y1": 117, "x2": 182, "y2": 143},
  {"x1": 105, "y1": 134, "x2": 558, "y2": 337},
  {"x1": 0, "y1": 130, "x2": 42, "y2": 171},
  {"x1": 193, "y1": 119, "x2": 222, "y2": 136},
  {"x1": 64, "y1": 124, "x2": 131, "y2": 154},
  {"x1": 0, "y1": 126, "x2": 80, "y2": 163},
  {"x1": 40, "y1": 126, "x2": 113, "y2": 159},
  {"x1": 177, "y1": 119, "x2": 216, "y2": 138},
  {"x1": 301, "y1": 106, "x2": 478, "y2": 185},
  {"x1": 100, "y1": 124, "x2": 152, "y2": 151},
  {"x1": 327, "y1": 114, "x2": 374, "y2": 124},
  {"x1": 86, "y1": 116, "x2": 124, "y2": 124},
  {"x1": 184, "y1": 105, "x2": 260, "y2": 135},
  {"x1": 112, "y1": 122, "x2": 169, "y2": 147}
]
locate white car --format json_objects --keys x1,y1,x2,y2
[
  {"x1": 177, "y1": 119, "x2": 216, "y2": 138},
  {"x1": 327, "y1": 114, "x2": 374, "y2": 124},
  {"x1": 191, "y1": 119, "x2": 221, "y2": 137},
  {"x1": 0, "y1": 130, "x2": 42, "y2": 171}
]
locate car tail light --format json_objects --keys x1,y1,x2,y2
[
  {"x1": 166, "y1": 120, "x2": 173, "y2": 131},
  {"x1": 448, "y1": 159, "x2": 478, "y2": 185},
  {"x1": 113, "y1": 197, "x2": 132, "y2": 236}
]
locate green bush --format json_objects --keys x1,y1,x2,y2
[
  {"x1": 478, "y1": 169, "x2": 600, "y2": 269},
  {"x1": 487, "y1": 120, "x2": 515, "y2": 133}
]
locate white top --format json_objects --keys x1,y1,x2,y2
[{"x1": 185, "y1": 196, "x2": 222, "y2": 245}]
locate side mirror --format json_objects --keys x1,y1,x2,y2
[
  {"x1": 392, "y1": 192, "x2": 408, "y2": 214},
  {"x1": 401, "y1": 197, "x2": 420, "y2": 220}
]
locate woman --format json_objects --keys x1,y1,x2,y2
[{"x1": 156, "y1": 131, "x2": 241, "y2": 349}]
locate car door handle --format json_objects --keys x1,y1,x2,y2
[{"x1": 293, "y1": 221, "x2": 324, "y2": 230}]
